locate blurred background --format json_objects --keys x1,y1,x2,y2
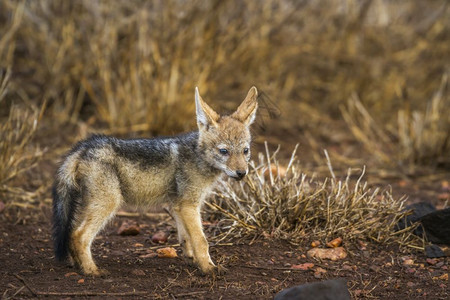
[{"x1": 0, "y1": 0, "x2": 449, "y2": 205}]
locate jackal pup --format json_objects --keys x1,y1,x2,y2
[{"x1": 52, "y1": 86, "x2": 258, "y2": 276}]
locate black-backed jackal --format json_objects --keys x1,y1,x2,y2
[{"x1": 52, "y1": 86, "x2": 258, "y2": 276}]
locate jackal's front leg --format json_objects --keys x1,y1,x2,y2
[{"x1": 173, "y1": 204, "x2": 216, "y2": 274}]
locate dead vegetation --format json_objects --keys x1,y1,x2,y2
[
  {"x1": 342, "y1": 73, "x2": 450, "y2": 170},
  {"x1": 206, "y1": 145, "x2": 422, "y2": 249},
  {"x1": 0, "y1": 70, "x2": 44, "y2": 205},
  {"x1": 0, "y1": 0, "x2": 447, "y2": 246}
]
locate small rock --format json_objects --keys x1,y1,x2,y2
[
  {"x1": 307, "y1": 247, "x2": 347, "y2": 261},
  {"x1": 131, "y1": 269, "x2": 146, "y2": 276},
  {"x1": 406, "y1": 282, "x2": 415, "y2": 288},
  {"x1": 311, "y1": 241, "x2": 321, "y2": 248},
  {"x1": 284, "y1": 263, "x2": 291, "y2": 267},
  {"x1": 156, "y1": 247, "x2": 177, "y2": 258},
  {"x1": 435, "y1": 261, "x2": 444, "y2": 268},
  {"x1": 133, "y1": 243, "x2": 144, "y2": 247},
  {"x1": 291, "y1": 263, "x2": 314, "y2": 270},
  {"x1": 425, "y1": 245, "x2": 445, "y2": 258},
  {"x1": 426, "y1": 258, "x2": 437, "y2": 265},
  {"x1": 151, "y1": 231, "x2": 168, "y2": 244},
  {"x1": 117, "y1": 221, "x2": 140, "y2": 236},
  {"x1": 420, "y1": 207, "x2": 450, "y2": 244},
  {"x1": 77, "y1": 278, "x2": 84, "y2": 284},
  {"x1": 326, "y1": 237, "x2": 342, "y2": 248},
  {"x1": 342, "y1": 265, "x2": 353, "y2": 271},
  {"x1": 402, "y1": 259, "x2": 414, "y2": 266},
  {"x1": 274, "y1": 279, "x2": 351, "y2": 300}
]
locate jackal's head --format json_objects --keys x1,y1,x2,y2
[{"x1": 195, "y1": 86, "x2": 258, "y2": 180}]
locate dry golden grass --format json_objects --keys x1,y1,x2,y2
[
  {"x1": 0, "y1": 70, "x2": 44, "y2": 205},
  {"x1": 206, "y1": 145, "x2": 422, "y2": 249},
  {"x1": 0, "y1": 0, "x2": 447, "y2": 245},
  {"x1": 342, "y1": 73, "x2": 449, "y2": 169},
  {"x1": 1, "y1": 0, "x2": 448, "y2": 140}
]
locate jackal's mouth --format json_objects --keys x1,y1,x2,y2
[{"x1": 230, "y1": 175, "x2": 245, "y2": 181}]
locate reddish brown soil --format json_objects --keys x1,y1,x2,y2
[{"x1": 1, "y1": 209, "x2": 448, "y2": 299}]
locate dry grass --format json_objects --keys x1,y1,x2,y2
[
  {"x1": 0, "y1": 70, "x2": 44, "y2": 205},
  {"x1": 206, "y1": 145, "x2": 421, "y2": 249},
  {"x1": 1, "y1": 0, "x2": 448, "y2": 139},
  {"x1": 341, "y1": 73, "x2": 450, "y2": 170}
]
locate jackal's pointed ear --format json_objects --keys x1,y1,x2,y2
[
  {"x1": 232, "y1": 86, "x2": 258, "y2": 125},
  {"x1": 195, "y1": 87, "x2": 220, "y2": 128}
]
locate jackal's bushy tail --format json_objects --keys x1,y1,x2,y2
[{"x1": 52, "y1": 152, "x2": 81, "y2": 261}]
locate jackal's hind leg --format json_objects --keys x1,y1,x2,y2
[{"x1": 70, "y1": 169, "x2": 122, "y2": 276}]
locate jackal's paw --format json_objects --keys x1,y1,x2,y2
[
  {"x1": 84, "y1": 268, "x2": 110, "y2": 277},
  {"x1": 183, "y1": 256, "x2": 195, "y2": 267},
  {"x1": 198, "y1": 262, "x2": 216, "y2": 276}
]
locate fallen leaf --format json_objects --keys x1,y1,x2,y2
[
  {"x1": 77, "y1": 278, "x2": 84, "y2": 284},
  {"x1": 156, "y1": 247, "x2": 178, "y2": 258},
  {"x1": 263, "y1": 165, "x2": 287, "y2": 179},
  {"x1": 64, "y1": 272, "x2": 79, "y2": 277},
  {"x1": 326, "y1": 237, "x2": 342, "y2": 248},
  {"x1": 426, "y1": 258, "x2": 437, "y2": 265},
  {"x1": 307, "y1": 247, "x2": 347, "y2": 261},
  {"x1": 133, "y1": 243, "x2": 144, "y2": 247},
  {"x1": 139, "y1": 252, "x2": 158, "y2": 259},
  {"x1": 0, "y1": 201, "x2": 5, "y2": 213},
  {"x1": 291, "y1": 263, "x2": 314, "y2": 270}
]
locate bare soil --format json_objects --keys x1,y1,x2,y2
[{"x1": 1, "y1": 207, "x2": 448, "y2": 299}]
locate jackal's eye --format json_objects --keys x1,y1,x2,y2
[
  {"x1": 219, "y1": 148, "x2": 229, "y2": 155},
  {"x1": 243, "y1": 148, "x2": 249, "y2": 154}
]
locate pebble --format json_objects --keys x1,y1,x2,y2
[
  {"x1": 307, "y1": 247, "x2": 347, "y2": 261},
  {"x1": 151, "y1": 231, "x2": 168, "y2": 244},
  {"x1": 156, "y1": 247, "x2": 177, "y2": 258},
  {"x1": 117, "y1": 221, "x2": 140, "y2": 236},
  {"x1": 131, "y1": 269, "x2": 146, "y2": 276}
]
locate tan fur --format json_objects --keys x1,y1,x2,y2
[{"x1": 53, "y1": 86, "x2": 258, "y2": 276}]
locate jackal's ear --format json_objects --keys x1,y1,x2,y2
[
  {"x1": 195, "y1": 87, "x2": 220, "y2": 128},
  {"x1": 232, "y1": 86, "x2": 258, "y2": 125}
]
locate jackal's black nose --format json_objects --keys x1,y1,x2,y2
[{"x1": 236, "y1": 170, "x2": 246, "y2": 179}]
